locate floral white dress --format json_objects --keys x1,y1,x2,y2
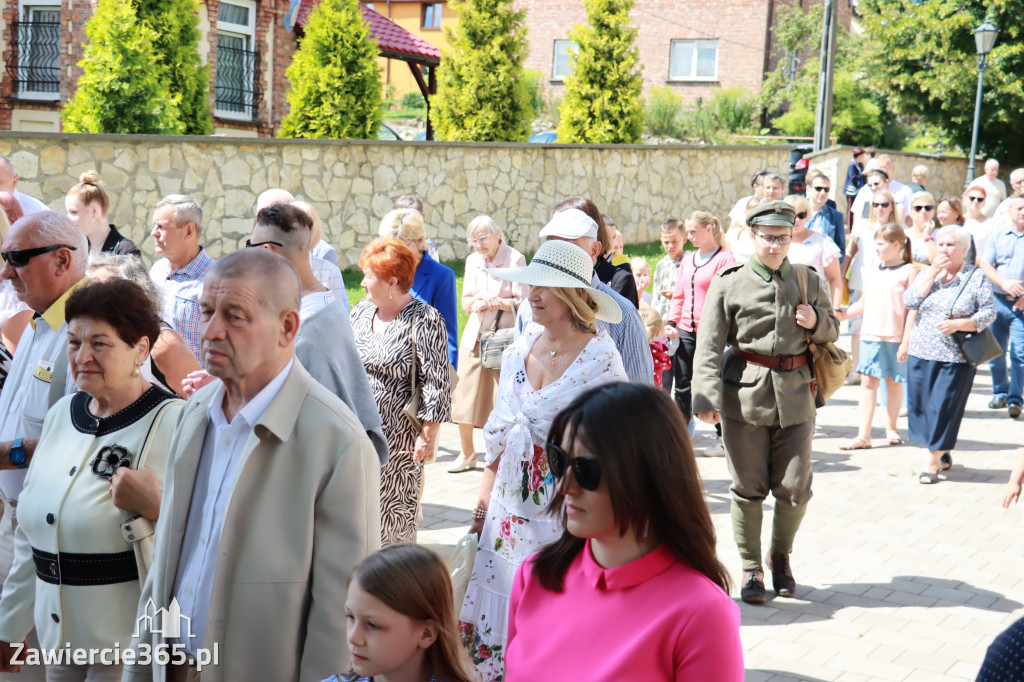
[{"x1": 457, "y1": 326, "x2": 626, "y2": 681}]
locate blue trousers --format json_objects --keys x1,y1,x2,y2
[{"x1": 987, "y1": 296, "x2": 1024, "y2": 405}]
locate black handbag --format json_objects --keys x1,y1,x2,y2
[{"x1": 948, "y1": 269, "x2": 1003, "y2": 367}]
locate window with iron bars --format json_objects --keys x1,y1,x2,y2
[
  {"x1": 215, "y1": 0, "x2": 262, "y2": 120},
  {"x1": 5, "y1": 5, "x2": 62, "y2": 99}
]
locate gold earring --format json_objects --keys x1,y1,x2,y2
[
  {"x1": 133, "y1": 364, "x2": 140, "y2": 378},
  {"x1": 389, "y1": 290, "x2": 393, "y2": 300}
]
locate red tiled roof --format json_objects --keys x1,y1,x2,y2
[{"x1": 294, "y1": 2, "x2": 441, "y2": 65}]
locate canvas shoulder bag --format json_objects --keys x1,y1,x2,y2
[{"x1": 797, "y1": 265, "x2": 852, "y2": 403}]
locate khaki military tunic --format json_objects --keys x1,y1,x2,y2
[{"x1": 692, "y1": 258, "x2": 840, "y2": 428}]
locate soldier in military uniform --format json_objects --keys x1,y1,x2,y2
[{"x1": 693, "y1": 200, "x2": 840, "y2": 604}]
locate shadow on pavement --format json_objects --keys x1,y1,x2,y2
[
  {"x1": 746, "y1": 671, "x2": 831, "y2": 682},
  {"x1": 741, "y1": 575, "x2": 1021, "y2": 624},
  {"x1": 810, "y1": 450, "x2": 859, "y2": 473},
  {"x1": 420, "y1": 503, "x2": 472, "y2": 531}
]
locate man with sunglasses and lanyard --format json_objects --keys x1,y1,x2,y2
[
  {"x1": 693, "y1": 200, "x2": 839, "y2": 605},
  {"x1": 0, "y1": 212, "x2": 88, "y2": 682}
]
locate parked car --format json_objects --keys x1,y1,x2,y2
[
  {"x1": 529, "y1": 130, "x2": 558, "y2": 143},
  {"x1": 788, "y1": 143, "x2": 814, "y2": 194},
  {"x1": 378, "y1": 124, "x2": 401, "y2": 140}
]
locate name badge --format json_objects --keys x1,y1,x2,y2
[{"x1": 33, "y1": 361, "x2": 54, "y2": 383}]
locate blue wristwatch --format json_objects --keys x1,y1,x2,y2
[{"x1": 9, "y1": 438, "x2": 27, "y2": 469}]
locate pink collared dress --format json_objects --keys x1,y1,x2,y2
[{"x1": 505, "y1": 541, "x2": 743, "y2": 682}]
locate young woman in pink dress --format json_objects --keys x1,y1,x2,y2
[{"x1": 504, "y1": 383, "x2": 742, "y2": 681}]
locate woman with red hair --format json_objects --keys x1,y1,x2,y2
[{"x1": 351, "y1": 238, "x2": 453, "y2": 545}]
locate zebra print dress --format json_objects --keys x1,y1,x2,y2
[{"x1": 351, "y1": 297, "x2": 452, "y2": 546}]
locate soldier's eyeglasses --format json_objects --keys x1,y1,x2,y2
[{"x1": 753, "y1": 233, "x2": 792, "y2": 246}]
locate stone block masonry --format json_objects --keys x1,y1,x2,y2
[{"x1": 4, "y1": 133, "x2": 963, "y2": 271}]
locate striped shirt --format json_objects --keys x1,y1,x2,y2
[
  {"x1": 150, "y1": 248, "x2": 216, "y2": 363},
  {"x1": 311, "y1": 255, "x2": 349, "y2": 315},
  {"x1": 515, "y1": 274, "x2": 654, "y2": 385}
]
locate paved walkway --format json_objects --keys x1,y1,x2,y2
[{"x1": 418, "y1": 339, "x2": 1024, "y2": 682}]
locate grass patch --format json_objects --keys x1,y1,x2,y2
[{"x1": 342, "y1": 241, "x2": 669, "y2": 336}]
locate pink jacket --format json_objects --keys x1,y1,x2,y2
[
  {"x1": 506, "y1": 542, "x2": 742, "y2": 681},
  {"x1": 668, "y1": 248, "x2": 736, "y2": 332}
]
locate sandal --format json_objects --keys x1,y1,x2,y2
[
  {"x1": 940, "y1": 453, "x2": 953, "y2": 471},
  {"x1": 919, "y1": 471, "x2": 940, "y2": 484},
  {"x1": 839, "y1": 437, "x2": 872, "y2": 451},
  {"x1": 886, "y1": 430, "x2": 903, "y2": 445}
]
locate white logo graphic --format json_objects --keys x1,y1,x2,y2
[{"x1": 133, "y1": 597, "x2": 195, "y2": 640}]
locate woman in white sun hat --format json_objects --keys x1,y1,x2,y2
[{"x1": 457, "y1": 220, "x2": 627, "y2": 681}]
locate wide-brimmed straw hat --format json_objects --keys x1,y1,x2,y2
[{"x1": 486, "y1": 239, "x2": 623, "y2": 323}]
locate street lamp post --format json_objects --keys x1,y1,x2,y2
[{"x1": 965, "y1": 19, "x2": 999, "y2": 188}]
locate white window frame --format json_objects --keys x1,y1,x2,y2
[
  {"x1": 214, "y1": 0, "x2": 257, "y2": 120},
  {"x1": 17, "y1": 0, "x2": 62, "y2": 101},
  {"x1": 668, "y1": 39, "x2": 719, "y2": 82},
  {"x1": 551, "y1": 39, "x2": 577, "y2": 82}
]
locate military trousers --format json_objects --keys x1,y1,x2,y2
[{"x1": 722, "y1": 416, "x2": 814, "y2": 570}]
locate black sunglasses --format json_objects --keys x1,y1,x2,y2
[
  {"x1": 245, "y1": 239, "x2": 284, "y2": 248},
  {"x1": 795, "y1": 211, "x2": 808, "y2": 220},
  {"x1": 872, "y1": 202, "x2": 891, "y2": 208},
  {"x1": 967, "y1": 196, "x2": 985, "y2": 203},
  {"x1": 546, "y1": 441, "x2": 601, "y2": 491},
  {"x1": 812, "y1": 185, "x2": 830, "y2": 193},
  {"x1": 913, "y1": 205, "x2": 934, "y2": 212},
  {"x1": 1, "y1": 244, "x2": 78, "y2": 268}
]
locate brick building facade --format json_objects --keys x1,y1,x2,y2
[
  {"x1": 518, "y1": 0, "x2": 853, "y2": 103},
  {"x1": 0, "y1": 0, "x2": 307, "y2": 136},
  {"x1": 0, "y1": 0, "x2": 850, "y2": 136}
]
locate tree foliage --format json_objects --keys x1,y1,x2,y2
[
  {"x1": 62, "y1": 0, "x2": 183, "y2": 134},
  {"x1": 759, "y1": 3, "x2": 903, "y2": 147},
  {"x1": 757, "y1": 3, "x2": 825, "y2": 115},
  {"x1": 433, "y1": 0, "x2": 531, "y2": 142},
  {"x1": 134, "y1": 0, "x2": 211, "y2": 135},
  {"x1": 773, "y1": 68, "x2": 884, "y2": 145},
  {"x1": 279, "y1": 0, "x2": 382, "y2": 139},
  {"x1": 857, "y1": 0, "x2": 1024, "y2": 164},
  {"x1": 557, "y1": 0, "x2": 644, "y2": 144}
]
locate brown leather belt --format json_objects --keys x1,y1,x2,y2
[{"x1": 733, "y1": 348, "x2": 808, "y2": 371}]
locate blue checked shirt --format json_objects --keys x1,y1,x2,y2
[
  {"x1": 983, "y1": 225, "x2": 1024, "y2": 296},
  {"x1": 150, "y1": 248, "x2": 216, "y2": 363},
  {"x1": 515, "y1": 274, "x2": 654, "y2": 384}
]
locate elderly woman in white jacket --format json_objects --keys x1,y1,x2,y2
[
  {"x1": 449, "y1": 216, "x2": 527, "y2": 473},
  {"x1": 0, "y1": 279, "x2": 181, "y2": 680}
]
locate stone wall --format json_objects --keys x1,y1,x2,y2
[
  {"x1": 805, "y1": 146, "x2": 971, "y2": 207},
  {"x1": 0, "y1": 132, "x2": 793, "y2": 268}
]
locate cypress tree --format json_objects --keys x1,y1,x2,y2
[
  {"x1": 62, "y1": 0, "x2": 183, "y2": 134},
  {"x1": 432, "y1": 0, "x2": 531, "y2": 142},
  {"x1": 557, "y1": 0, "x2": 644, "y2": 144},
  {"x1": 134, "y1": 0, "x2": 212, "y2": 135},
  {"x1": 279, "y1": 0, "x2": 382, "y2": 139}
]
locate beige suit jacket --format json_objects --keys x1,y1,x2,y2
[{"x1": 122, "y1": 360, "x2": 381, "y2": 682}]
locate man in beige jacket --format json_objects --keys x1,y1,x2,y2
[{"x1": 123, "y1": 250, "x2": 381, "y2": 682}]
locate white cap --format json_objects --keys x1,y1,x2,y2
[{"x1": 538, "y1": 208, "x2": 598, "y2": 241}]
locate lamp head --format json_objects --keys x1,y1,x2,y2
[{"x1": 974, "y1": 19, "x2": 999, "y2": 56}]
